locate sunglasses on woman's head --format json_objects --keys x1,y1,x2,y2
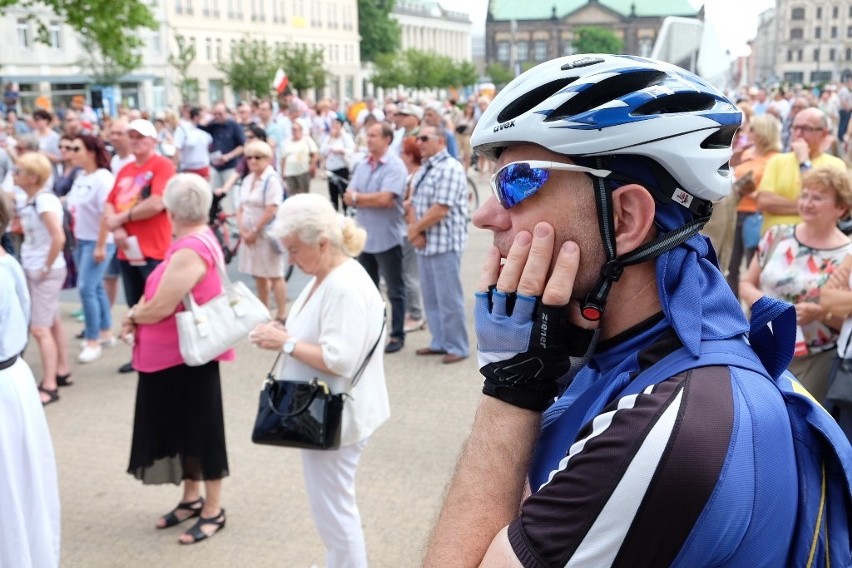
[{"x1": 489, "y1": 160, "x2": 612, "y2": 209}]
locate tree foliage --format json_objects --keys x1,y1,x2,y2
[
  {"x1": 485, "y1": 63, "x2": 515, "y2": 87},
  {"x1": 358, "y1": 0, "x2": 400, "y2": 62},
  {"x1": 276, "y1": 44, "x2": 328, "y2": 94},
  {"x1": 572, "y1": 26, "x2": 623, "y2": 54},
  {"x1": 371, "y1": 49, "x2": 479, "y2": 90},
  {"x1": 215, "y1": 37, "x2": 277, "y2": 99},
  {"x1": 1, "y1": 0, "x2": 157, "y2": 72},
  {"x1": 76, "y1": 36, "x2": 134, "y2": 86},
  {"x1": 169, "y1": 33, "x2": 198, "y2": 104}
]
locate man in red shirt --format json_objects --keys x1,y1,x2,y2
[{"x1": 103, "y1": 119, "x2": 175, "y2": 372}]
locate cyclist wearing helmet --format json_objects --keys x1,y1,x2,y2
[{"x1": 424, "y1": 55, "x2": 852, "y2": 567}]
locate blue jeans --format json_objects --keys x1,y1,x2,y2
[
  {"x1": 74, "y1": 240, "x2": 117, "y2": 340},
  {"x1": 418, "y1": 250, "x2": 469, "y2": 357},
  {"x1": 358, "y1": 245, "x2": 406, "y2": 341}
]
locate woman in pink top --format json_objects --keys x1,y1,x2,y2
[{"x1": 120, "y1": 174, "x2": 233, "y2": 545}]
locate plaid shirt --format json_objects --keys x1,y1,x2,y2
[{"x1": 410, "y1": 150, "x2": 468, "y2": 255}]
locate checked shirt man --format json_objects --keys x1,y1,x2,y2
[{"x1": 407, "y1": 126, "x2": 470, "y2": 363}]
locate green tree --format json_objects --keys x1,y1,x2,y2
[
  {"x1": 169, "y1": 33, "x2": 198, "y2": 104},
  {"x1": 403, "y1": 49, "x2": 443, "y2": 90},
  {"x1": 572, "y1": 26, "x2": 623, "y2": 54},
  {"x1": 485, "y1": 63, "x2": 515, "y2": 86},
  {"x1": 76, "y1": 36, "x2": 134, "y2": 85},
  {"x1": 276, "y1": 44, "x2": 328, "y2": 94},
  {"x1": 370, "y1": 52, "x2": 406, "y2": 90},
  {"x1": 216, "y1": 37, "x2": 277, "y2": 99},
  {"x1": 451, "y1": 60, "x2": 479, "y2": 89},
  {"x1": 1, "y1": 0, "x2": 156, "y2": 72},
  {"x1": 358, "y1": 0, "x2": 400, "y2": 62}
]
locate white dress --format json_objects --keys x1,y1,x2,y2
[{"x1": 0, "y1": 254, "x2": 61, "y2": 567}]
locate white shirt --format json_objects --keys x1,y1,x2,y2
[
  {"x1": 111, "y1": 153, "x2": 135, "y2": 176},
  {"x1": 65, "y1": 168, "x2": 115, "y2": 242},
  {"x1": 19, "y1": 191, "x2": 66, "y2": 271},
  {"x1": 174, "y1": 122, "x2": 213, "y2": 170},
  {"x1": 0, "y1": 254, "x2": 30, "y2": 359},
  {"x1": 282, "y1": 137, "x2": 317, "y2": 177},
  {"x1": 320, "y1": 131, "x2": 354, "y2": 171},
  {"x1": 278, "y1": 258, "x2": 390, "y2": 446}
]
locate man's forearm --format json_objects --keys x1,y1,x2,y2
[
  {"x1": 756, "y1": 191, "x2": 799, "y2": 215},
  {"x1": 423, "y1": 396, "x2": 539, "y2": 567},
  {"x1": 128, "y1": 196, "x2": 166, "y2": 222},
  {"x1": 412, "y1": 204, "x2": 449, "y2": 235}
]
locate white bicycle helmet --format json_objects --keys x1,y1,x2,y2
[
  {"x1": 472, "y1": 54, "x2": 742, "y2": 321},
  {"x1": 472, "y1": 54, "x2": 740, "y2": 203}
]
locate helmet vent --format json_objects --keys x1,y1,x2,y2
[
  {"x1": 700, "y1": 125, "x2": 739, "y2": 150},
  {"x1": 633, "y1": 92, "x2": 716, "y2": 115},
  {"x1": 496, "y1": 77, "x2": 578, "y2": 124},
  {"x1": 544, "y1": 70, "x2": 666, "y2": 122}
]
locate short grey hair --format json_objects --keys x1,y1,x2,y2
[
  {"x1": 272, "y1": 193, "x2": 366, "y2": 257},
  {"x1": 163, "y1": 173, "x2": 213, "y2": 223}
]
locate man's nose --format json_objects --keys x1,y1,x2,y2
[{"x1": 472, "y1": 195, "x2": 510, "y2": 232}]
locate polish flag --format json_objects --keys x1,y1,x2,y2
[{"x1": 272, "y1": 68, "x2": 289, "y2": 94}]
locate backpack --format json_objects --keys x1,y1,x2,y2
[{"x1": 538, "y1": 296, "x2": 852, "y2": 566}]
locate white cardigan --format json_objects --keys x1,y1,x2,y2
[{"x1": 278, "y1": 258, "x2": 390, "y2": 446}]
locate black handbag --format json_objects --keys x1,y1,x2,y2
[
  {"x1": 827, "y1": 332, "x2": 852, "y2": 406},
  {"x1": 251, "y1": 319, "x2": 385, "y2": 450}
]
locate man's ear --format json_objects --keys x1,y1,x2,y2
[{"x1": 611, "y1": 184, "x2": 657, "y2": 255}]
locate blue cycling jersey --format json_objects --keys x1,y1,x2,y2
[{"x1": 509, "y1": 314, "x2": 835, "y2": 567}]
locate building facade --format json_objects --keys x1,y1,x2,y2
[
  {"x1": 773, "y1": 0, "x2": 852, "y2": 85},
  {"x1": 484, "y1": 0, "x2": 697, "y2": 73},
  {"x1": 749, "y1": 7, "x2": 779, "y2": 87},
  {"x1": 0, "y1": 0, "x2": 363, "y2": 113},
  {"x1": 393, "y1": 0, "x2": 472, "y2": 62}
]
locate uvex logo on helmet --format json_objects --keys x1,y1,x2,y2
[{"x1": 493, "y1": 120, "x2": 515, "y2": 133}]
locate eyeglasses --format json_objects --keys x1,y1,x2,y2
[
  {"x1": 417, "y1": 135, "x2": 439, "y2": 142},
  {"x1": 792, "y1": 125, "x2": 824, "y2": 133},
  {"x1": 246, "y1": 155, "x2": 268, "y2": 160},
  {"x1": 68, "y1": 146, "x2": 83, "y2": 153},
  {"x1": 490, "y1": 160, "x2": 612, "y2": 209}
]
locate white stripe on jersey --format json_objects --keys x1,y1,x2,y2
[{"x1": 564, "y1": 386, "x2": 684, "y2": 567}]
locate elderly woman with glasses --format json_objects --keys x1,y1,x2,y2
[
  {"x1": 236, "y1": 139, "x2": 287, "y2": 322},
  {"x1": 15, "y1": 152, "x2": 71, "y2": 405},
  {"x1": 123, "y1": 174, "x2": 233, "y2": 545},
  {"x1": 66, "y1": 134, "x2": 117, "y2": 364}
]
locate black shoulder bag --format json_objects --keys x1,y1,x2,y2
[{"x1": 251, "y1": 316, "x2": 386, "y2": 450}]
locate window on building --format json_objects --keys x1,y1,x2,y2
[
  {"x1": 206, "y1": 37, "x2": 212, "y2": 60},
  {"x1": 48, "y1": 21, "x2": 61, "y2": 49},
  {"x1": 230, "y1": 38, "x2": 236, "y2": 54},
  {"x1": 209, "y1": 79, "x2": 224, "y2": 104},
  {"x1": 832, "y1": 26, "x2": 838, "y2": 38},
  {"x1": 848, "y1": 47, "x2": 852, "y2": 61},
  {"x1": 533, "y1": 40, "x2": 547, "y2": 61},
  {"x1": 798, "y1": 49, "x2": 803, "y2": 61},
  {"x1": 16, "y1": 19, "x2": 29, "y2": 49},
  {"x1": 516, "y1": 41, "x2": 528, "y2": 61},
  {"x1": 497, "y1": 41, "x2": 510, "y2": 62},
  {"x1": 328, "y1": 3, "x2": 336, "y2": 28},
  {"x1": 791, "y1": 7, "x2": 805, "y2": 20},
  {"x1": 787, "y1": 49, "x2": 793, "y2": 62},
  {"x1": 784, "y1": 71, "x2": 804, "y2": 84},
  {"x1": 212, "y1": 0, "x2": 219, "y2": 17},
  {"x1": 830, "y1": 48, "x2": 836, "y2": 61},
  {"x1": 816, "y1": 6, "x2": 822, "y2": 18},
  {"x1": 176, "y1": 0, "x2": 183, "y2": 14},
  {"x1": 150, "y1": 30, "x2": 161, "y2": 53},
  {"x1": 790, "y1": 28, "x2": 804, "y2": 40},
  {"x1": 813, "y1": 47, "x2": 820, "y2": 61},
  {"x1": 815, "y1": 26, "x2": 821, "y2": 39},
  {"x1": 216, "y1": 38, "x2": 222, "y2": 60},
  {"x1": 203, "y1": 0, "x2": 209, "y2": 17},
  {"x1": 639, "y1": 38, "x2": 652, "y2": 58},
  {"x1": 812, "y1": 70, "x2": 831, "y2": 83},
  {"x1": 833, "y1": 5, "x2": 839, "y2": 18},
  {"x1": 848, "y1": 25, "x2": 852, "y2": 37},
  {"x1": 186, "y1": 0, "x2": 194, "y2": 15}
]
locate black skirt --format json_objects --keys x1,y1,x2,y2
[{"x1": 127, "y1": 360, "x2": 229, "y2": 485}]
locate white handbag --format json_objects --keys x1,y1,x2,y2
[{"x1": 175, "y1": 231, "x2": 270, "y2": 366}]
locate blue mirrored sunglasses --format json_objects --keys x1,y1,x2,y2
[{"x1": 490, "y1": 160, "x2": 612, "y2": 209}]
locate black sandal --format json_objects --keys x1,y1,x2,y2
[
  {"x1": 180, "y1": 509, "x2": 226, "y2": 545},
  {"x1": 57, "y1": 374, "x2": 73, "y2": 387},
  {"x1": 157, "y1": 496, "x2": 204, "y2": 529},
  {"x1": 38, "y1": 386, "x2": 59, "y2": 406}
]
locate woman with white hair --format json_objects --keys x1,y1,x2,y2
[
  {"x1": 250, "y1": 193, "x2": 389, "y2": 567},
  {"x1": 122, "y1": 174, "x2": 233, "y2": 545}
]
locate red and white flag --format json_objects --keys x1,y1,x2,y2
[{"x1": 272, "y1": 68, "x2": 289, "y2": 94}]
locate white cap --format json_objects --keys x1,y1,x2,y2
[
  {"x1": 128, "y1": 119, "x2": 157, "y2": 139},
  {"x1": 397, "y1": 104, "x2": 424, "y2": 121}
]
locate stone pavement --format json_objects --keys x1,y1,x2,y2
[{"x1": 24, "y1": 180, "x2": 494, "y2": 567}]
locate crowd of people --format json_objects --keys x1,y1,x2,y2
[{"x1": 0, "y1": 86, "x2": 493, "y2": 564}]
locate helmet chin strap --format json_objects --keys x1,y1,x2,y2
[{"x1": 580, "y1": 156, "x2": 712, "y2": 322}]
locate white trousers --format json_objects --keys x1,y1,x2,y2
[
  {"x1": 301, "y1": 438, "x2": 369, "y2": 568},
  {"x1": 0, "y1": 358, "x2": 61, "y2": 568}
]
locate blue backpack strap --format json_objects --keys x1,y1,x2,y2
[{"x1": 747, "y1": 295, "x2": 796, "y2": 380}]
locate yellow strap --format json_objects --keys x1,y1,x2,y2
[{"x1": 806, "y1": 462, "x2": 827, "y2": 568}]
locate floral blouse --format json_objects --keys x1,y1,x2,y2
[{"x1": 757, "y1": 224, "x2": 852, "y2": 354}]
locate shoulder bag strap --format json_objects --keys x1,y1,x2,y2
[
  {"x1": 180, "y1": 231, "x2": 233, "y2": 314},
  {"x1": 348, "y1": 310, "x2": 387, "y2": 391}
]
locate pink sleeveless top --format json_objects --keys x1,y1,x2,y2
[{"x1": 133, "y1": 229, "x2": 237, "y2": 372}]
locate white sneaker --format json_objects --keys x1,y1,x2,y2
[
  {"x1": 404, "y1": 317, "x2": 426, "y2": 333},
  {"x1": 99, "y1": 336, "x2": 117, "y2": 348},
  {"x1": 78, "y1": 344, "x2": 103, "y2": 363}
]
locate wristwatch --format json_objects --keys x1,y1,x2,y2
[
  {"x1": 799, "y1": 160, "x2": 812, "y2": 170},
  {"x1": 283, "y1": 338, "x2": 299, "y2": 355}
]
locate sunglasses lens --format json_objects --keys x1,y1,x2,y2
[{"x1": 493, "y1": 163, "x2": 550, "y2": 208}]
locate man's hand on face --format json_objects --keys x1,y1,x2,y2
[
  {"x1": 791, "y1": 138, "x2": 810, "y2": 163},
  {"x1": 474, "y1": 222, "x2": 598, "y2": 412}
]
